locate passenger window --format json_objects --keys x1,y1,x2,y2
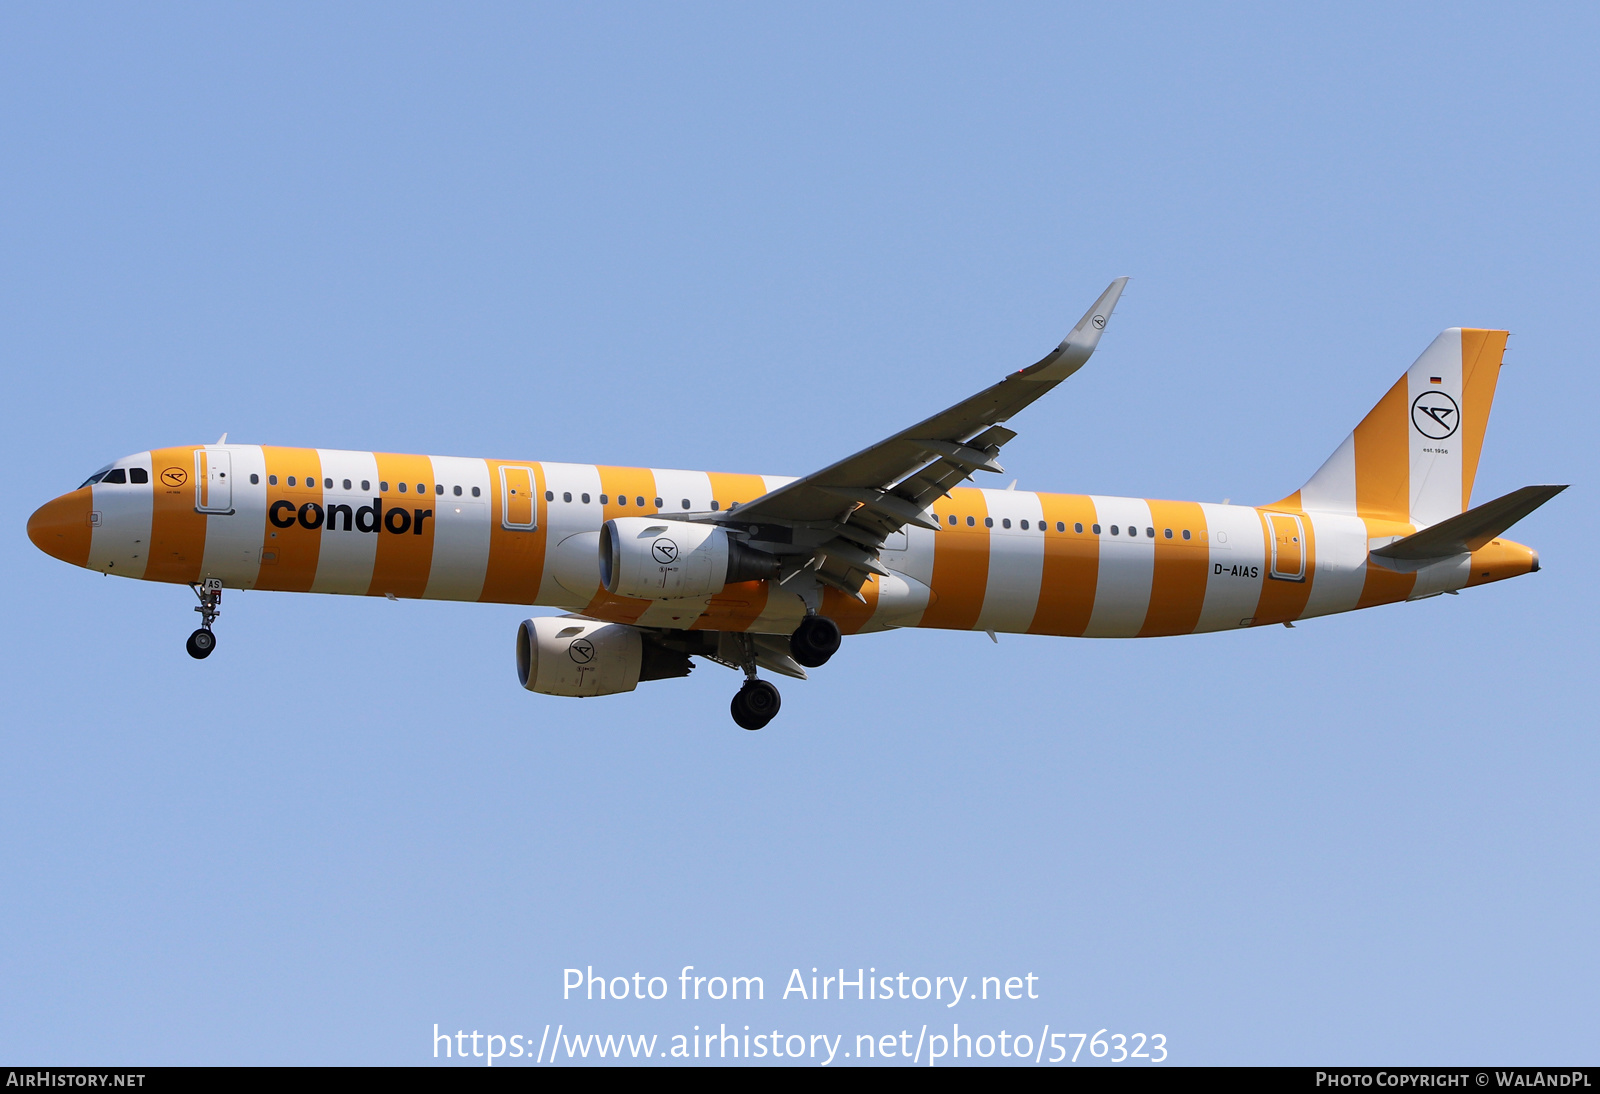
[
  {"x1": 471, "y1": 486, "x2": 480, "y2": 497},
  {"x1": 681, "y1": 499, "x2": 690, "y2": 509},
  {"x1": 1182, "y1": 529, "x2": 1191, "y2": 540},
  {"x1": 1110, "y1": 525, "x2": 1119, "y2": 535},
  {"x1": 435, "y1": 484, "x2": 443, "y2": 495},
  {"x1": 269, "y1": 475, "x2": 278, "y2": 485},
  {"x1": 545, "y1": 490, "x2": 554, "y2": 501},
  {"x1": 617, "y1": 495, "x2": 627, "y2": 506},
  {"x1": 1020, "y1": 519, "x2": 1029, "y2": 530},
  {"x1": 288, "y1": 476, "x2": 297, "y2": 487},
  {"x1": 342, "y1": 479, "x2": 351, "y2": 490},
  {"x1": 362, "y1": 480, "x2": 371, "y2": 491},
  {"x1": 563, "y1": 492, "x2": 572, "y2": 503},
  {"x1": 966, "y1": 516, "x2": 975, "y2": 527},
  {"x1": 710, "y1": 500, "x2": 720, "y2": 511},
  {"x1": 1146, "y1": 527, "x2": 1154, "y2": 538},
  {"x1": 1073, "y1": 522, "x2": 1082, "y2": 533},
  {"x1": 984, "y1": 517, "x2": 994, "y2": 528},
  {"x1": 949, "y1": 514, "x2": 957, "y2": 526},
  {"x1": 380, "y1": 481, "x2": 389, "y2": 492},
  {"x1": 581, "y1": 493, "x2": 591, "y2": 504},
  {"x1": 103, "y1": 468, "x2": 127, "y2": 483},
  {"x1": 1164, "y1": 528, "x2": 1173, "y2": 538},
  {"x1": 398, "y1": 482, "x2": 407, "y2": 493},
  {"x1": 1092, "y1": 523, "x2": 1101, "y2": 534},
  {"x1": 250, "y1": 474, "x2": 259, "y2": 485},
  {"x1": 1001, "y1": 518, "x2": 1010, "y2": 528},
  {"x1": 654, "y1": 497, "x2": 663, "y2": 507},
  {"x1": 599, "y1": 494, "x2": 609, "y2": 505},
  {"x1": 416, "y1": 483, "x2": 425, "y2": 494},
  {"x1": 130, "y1": 468, "x2": 149, "y2": 484},
  {"x1": 453, "y1": 485, "x2": 462, "y2": 496},
  {"x1": 636, "y1": 497, "x2": 645, "y2": 507}
]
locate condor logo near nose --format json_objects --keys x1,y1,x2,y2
[{"x1": 268, "y1": 497, "x2": 434, "y2": 535}]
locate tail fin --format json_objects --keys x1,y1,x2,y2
[{"x1": 1275, "y1": 328, "x2": 1508, "y2": 526}]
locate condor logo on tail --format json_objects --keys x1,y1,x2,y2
[{"x1": 268, "y1": 497, "x2": 434, "y2": 535}]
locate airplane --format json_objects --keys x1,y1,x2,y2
[{"x1": 26, "y1": 279, "x2": 1565, "y2": 729}]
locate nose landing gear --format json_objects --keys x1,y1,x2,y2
[{"x1": 187, "y1": 579, "x2": 222, "y2": 660}]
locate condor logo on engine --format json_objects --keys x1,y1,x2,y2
[
  {"x1": 268, "y1": 497, "x2": 433, "y2": 535},
  {"x1": 651, "y1": 538, "x2": 679, "y2": 564}
]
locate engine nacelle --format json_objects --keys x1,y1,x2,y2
[
  {"x1": 599, "y1": 517, "x2": 779, "y2": 600},
  {"x1": 516, "y1": 616, "x2": 642, "y2": 697}
]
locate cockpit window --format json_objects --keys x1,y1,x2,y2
[
  {"x1": 102, "y1": 469, "x2": 127, "y2": 484},
  {"x1": 129, "y1": 468, "x2": 148, "y2": 484},
  {"x1": 78, "y1": 465, "x2": 113, "y2": 489}
]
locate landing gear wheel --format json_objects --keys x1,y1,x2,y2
[
  {"x1": 789, "y1": 614, "x2": 841, "y2": 668},
  {"x1": 730, "y1": 679, "x2": 781, "y2": 730},
  {"x1": 186, "y1": 628, "x2": 216, "y2": 659}
]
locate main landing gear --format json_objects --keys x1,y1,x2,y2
[
  {"x1": 727, "y1": 615, "x2": 842, "y2": 730},
  {"x1": 731, "y1": 679, "x2": 781, "y2": 731},
  {"x1": 729, "y1": 632, "x2": 781, "y2": 731},
  {"x1": 789, "y1": 613, "x2": 841, "y2": 668},
  {"x1": 187, "y1": 579, "x2": 222, "y2": 660}
]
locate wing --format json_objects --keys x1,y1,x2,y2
[{"x1": 719, "y1": 277, "x2": 1129, "y2": 596}]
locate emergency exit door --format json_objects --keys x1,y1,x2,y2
[
  {"x1": 195, "y1": 448, "x2": 234, "y2": 514},
  {"x1": 500, "y1": 465, "x2": 537, "y2": 530},
  {"x1": 1267, "y1": 513, "x2": 1306, "y2": 581}
]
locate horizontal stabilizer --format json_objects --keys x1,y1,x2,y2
[{"x1": 1371, "y1": 485, "x2": 1567, "y2": 561}]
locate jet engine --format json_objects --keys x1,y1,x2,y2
[
  {"x1": 516, "y1": 616, "x2": 691, "y2": 697},
  {"x1": 599, "y1": 517, "x2": 779, "y2": 600}
]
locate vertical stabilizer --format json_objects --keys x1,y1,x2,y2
[{"x1": 1274, "y1": 328, "x2": 1507, "y2": 526}]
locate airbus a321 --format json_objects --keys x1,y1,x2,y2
[{"x1": 27, "y1": 280, "x2": 1564, "y2": 728}]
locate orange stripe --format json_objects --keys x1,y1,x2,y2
[
  {"x1": 480, "y1": 460, "x2": 548, "y2": 605},
  {"x1": 690, "y1": 580, "x2": 773, "y2": 632},
  {"x1": 253, "y1": 448, "x2": 324, "y2": 592},
  {"x1": 1353, "y1": 376, "x2": 1410, "y2": 520},
  {"x1": 1458, "y1": 329, "x2": 1507, "y2": 511},
  {"x1": 1139, "y1": 500, "x2": 1211, "y2": 636},
  {"x1": 144, "y1": 446, "x2": 210, "y2": 585},
  {"x1": 1250, "y1": 508, "x2": 1316, "y2": 625},
  {"x1": 822, "y1": 573, "x2": 880, "y2": 634},
  {"x1": 596, "y1": 465, "x2": 660, "y2": 521},
  {"x1": 582, "y1": 590, "x2": 659, "y2": 625},
  {"x1": 366, "y1": 453, "x2": 436, "y2": 599},
  {"x1": 1027, "y1": 493, "x2": 1100, "y2": 636},
  {"x1": 921, "y1": 487, "x2": 990, "y2": 631},
  {"x1": 705, "y1": 471, "x2": 768, "y2": 514},
  {"x1": 1355, "y1": 516, "x2": 1417, "y2": 608}
]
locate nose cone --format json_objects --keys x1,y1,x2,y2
[{"x1": 27, "y1": 490, "x2": 93, "y2": 567}]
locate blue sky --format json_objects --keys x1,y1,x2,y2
[{"x1": 2, "y1": 3, "x2": 1595, "y2": 1065}]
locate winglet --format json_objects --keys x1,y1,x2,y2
[{"x1": 1023, "y1": 276, "x2": 1130, "y2": 382}]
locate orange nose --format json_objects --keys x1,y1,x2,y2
[{"x1": 27, "y1": 490, "x2": 93, "y2": 567}]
